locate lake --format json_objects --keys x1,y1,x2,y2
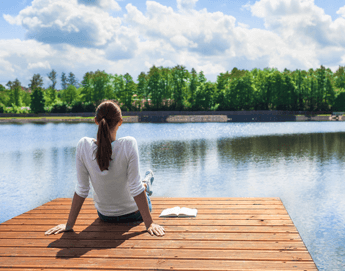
[{"x1": 1, "y1": 121, "x2": 345, "y2": 270}]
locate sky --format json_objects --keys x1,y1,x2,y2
[{"x1": 1, "y1": 0, "x2": 345, "y2": 89}]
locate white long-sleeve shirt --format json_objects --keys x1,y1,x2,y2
[{"x1": 75, "y1": 136, "x2": 145, "y2": 216}]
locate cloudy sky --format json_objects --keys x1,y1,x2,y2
[{"x1": 1, "y1": 0, "x2": 345, "y2": 89}]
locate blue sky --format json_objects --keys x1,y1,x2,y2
[{"x1": 1, "y1": 0, "x2": 345, "y2": 89}]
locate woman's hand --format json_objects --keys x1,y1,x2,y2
[
  {"x1": 147, "y1": 223, "x2": 165, "y2": 237},
  {"x1": 45, "y1": 224, "x2": 73, "y2": 235}
]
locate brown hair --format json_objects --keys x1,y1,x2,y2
[{"x1": 94, "y1": 100, "x2": 122, "y2": 171}]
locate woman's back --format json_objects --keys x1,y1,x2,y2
[
  {"x1": 75, "y1": 136, "x2": 145, "y2": 216},
  {"x1": 45, "y1": 100, "x2": 164, "y2": 237}
]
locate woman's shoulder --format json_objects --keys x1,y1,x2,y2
[
  {"x1": 77, "y1": 137, "x2": 95, "y2": 148},
  {"x1": 117, "y1": 136, "x2": 137, "y2": 145}
]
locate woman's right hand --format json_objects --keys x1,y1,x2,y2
[
  {"x1": 147, "y1": 223, "x2": 165, "y2": 237},
  {"x1": 45, "y1": 224, "x2": 73, "y2": 235}
]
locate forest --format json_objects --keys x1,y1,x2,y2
[{"x1": 1, "y1": 64, "x2": 345, "y2": 114}]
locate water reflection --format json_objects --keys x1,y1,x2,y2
[{"x1": 1, "y1": 123, "x2": 345, "y2": 270}]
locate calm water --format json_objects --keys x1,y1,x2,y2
[{"x1": 1, "y1": 122, "x2": 345, "y2": 270}]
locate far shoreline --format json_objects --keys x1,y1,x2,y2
[{"x1": 0, "y1": 110, "x2": 343, "y2": 123}]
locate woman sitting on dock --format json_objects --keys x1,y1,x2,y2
[{"x1": 45, "y1": 100, "x2": 165, "y2": 237}]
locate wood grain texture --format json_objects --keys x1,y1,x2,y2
[{"x1": 0, "y1": 197, "x2": 317, "y2": 270}]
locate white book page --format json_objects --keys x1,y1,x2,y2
[
  {"x1": 178, "y1": 207, "x2": 198, "y2": 217},
  {"x1": 159, "y1": 206, "x2": 180, "y2": 217}
]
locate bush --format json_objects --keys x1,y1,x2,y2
[
  {"x1": 70, "y1": 101, "x2": 85, "y2": 113},
  {"x1": 44, "y1": 105, "x2": 52, "y2": 113},
  {"x1": 50, "y1": 101, "x2": 68, "y2": 113},
  {"x1": 18, "y1": 107, "x2": 30, "y2": 114},
  {"x1": 84, "y1": 101, "x2": 96, "y2": 112},
  {"x1": 0, "y1": 103, "x2": 4, "y2": 113}
]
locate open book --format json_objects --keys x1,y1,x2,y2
[{"x1": 159, "y1": 206, "x2": 198, "y2": 217}]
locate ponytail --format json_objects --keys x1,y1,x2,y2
[{"x1": 94, "y1": 100, "x2": 122, "y2": 171}]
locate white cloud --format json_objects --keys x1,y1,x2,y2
[
  {"x1": 78, "y1": 0, "x2": 121, "y2": 10},
  {"x1": 177, "y1": 0, "x2": 198, "y2": 11},
  {"x1": 1, "y1": 0, "x2": 345, "y2": 89},
  {"x1": 170, "y1": 35, "x2": 190, "y2": 47},
  {"x1": 28, "y1": 61, "x2": 51, "y2": 70},
  {"x1": 3, "y1": 0, "x2": 122, "y2": 48},
  {"x1": 337, "y1": 6, "x2": 345, "y2": 17},
  {"x1": 246, "y1": 0, "x2": 345, "y2": 47},
  {"x1": 124, "y1": 2, "x2": 237, "y2": 56},
  {"x1": 245, "y1": 0, "x2": 345, "y2": 67}
]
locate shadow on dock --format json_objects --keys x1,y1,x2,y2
[{"x1": 48, "y1": 219, "x2": 145, "y2": 259}]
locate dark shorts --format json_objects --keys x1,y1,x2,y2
[{"x1": 97, "y1": 191, "x2": 152, "y2": 223}]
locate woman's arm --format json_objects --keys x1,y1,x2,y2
[
  {"x1": 45, "y1": 192, "x2": 86, "y2": 235},
  {"x1": 133, "y1": 190, "x2": 165, "y2": 237}
]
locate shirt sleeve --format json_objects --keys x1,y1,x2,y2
[
  {"x1": 75, "y1": 138, "x2": 90, "y2": 198},
  {"x1": 127, "y1": 137, "x2": 145, "y2": 197}
]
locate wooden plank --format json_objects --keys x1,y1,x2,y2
[
  {"x1": 2, "y1": 219, "x2": 294, "y2": 225},
  {"x1": 0, "y1": 257, "x2": 318, "y2": 270},
  {"x1": 0, "y1": 225, "x2": 298, "y2": 233},
  {"x1": 25, "y1": 209, "x2": 289, "y2": 215},
  {"x1": 0, "y1": 270, "x2": 318, "y2": 271},
  {"x1": 36, "y1": 207, "x2": 285, "y2": 211},
  {"x1": 0, "y1": 247, "x2": 314, "y2": 261},
  {"x1": 45, "y1": 200, "x2": 284, "y2": 205},
  {"x1": 25, "y1": 208, "x2": 289, "y2": 214},
  {"x1": 0, "y1": 239, "x2": 308, "y2": 250},
  {"x1": 51, "y1": 197, "x2": 282, "y2": 202},
  {"x1": 15, "y1": 214, "x2": 292, "y2": 220},
  {"x1": 0, "y1": 231, "x2": 303, "y2": 241}
]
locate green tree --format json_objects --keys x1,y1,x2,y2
[
  {"x1": 122, "y1": 73, "x2": 136, "y2": 111},
  {"x1": 271, "y1": 71, "x2": 284, "y2": 110},
  {"x1": 92, "y1": 70, "x2": 110, "y2": 104},
  {"x1": 159, "y1": 67, "x2": 173, "y2": 109},
  {"x1": 80, "y1": 72, "x2": 94, "y2": 103},
  {"x1": 323, "y1": 77, "x2": 335, "y2": 111},
  {"x1": 305, "y1": 69, "x2": 318, "y2": 111},
  {"x1": 333, "y1": 90, "x2": 345, "y2": 111},
  {"x1": 45, "y1": 87, "x2": 57, "y2": 106},
  {"x1": 61, "y1": 85, "x2": 78, "y2": 105},
  {"x1": 30, "y1": 87, "x2": 45, "y2": 113},
  {"x1": 292, "y1": 70, "x2": 307, "y2": 111},
  {"x1": 187, "y1": 68, "x2": 198, "y2": 110},
  {"x1": 68, "y1": 72, "x2": 78, "y2": 88},
  {"x1": 334, "y1": 66, "x2": 345, "y2": 89},
  {"x1": 111, "y1": 73, "x2": 124, "y2": 101},
  {"x1": 61, "y1": 72, "x2": 68, "y2": 90},
  {"x1": 194, "y1": 81, "x2": 216, "y2": 110},
  {"x1": 147, "y1": 66, "x2": 162, "y2": 110},
  {"x1": 29, "y1": 74, "x2": 44, "y2": 91},
  {"x1": 0, "y1": 84, "x2": 10, "y2": 106},
  {"x1": 47, "y1": 69, "x2": 58, "y2": 90},
  {"x1": 171, "y1": 65, "x2": 189, "y2": 110},
  {"x1": 215, "y1": 71, "x2": 231, "y2": 110},
  {"x1": 136, "y1": 72, "x2": 147, "y2": 110},
  {"x1": 61, "y1": 72, "x2": 67, "y2": 89},
  {"x1": 237, "y1": 73, "x2": 255, "y2": 111},
  {"x1": 5, "y1": 78, "x2": 22, "y2": 107},
  {"x1": 21, "y1": 89, "x2": 31, "y2": 107}
]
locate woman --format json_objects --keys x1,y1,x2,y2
[{"x1": 45, "y1": 100, "x2": 165, "y2": 237}]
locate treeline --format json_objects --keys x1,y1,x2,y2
[{"x1": 1, "y1": 65, "x2": 345, "y2": 114}]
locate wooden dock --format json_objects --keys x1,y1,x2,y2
[{"x1": 0, "y1": 197, "x2": 318, "y2": 270}]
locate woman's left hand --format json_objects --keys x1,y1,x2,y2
[
  {"x1": 45, "y1": 224, "x2": 73, "y2": 235},
  {"x1": 147, "y1": 223, "x2": 165, "y2": 237}
]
